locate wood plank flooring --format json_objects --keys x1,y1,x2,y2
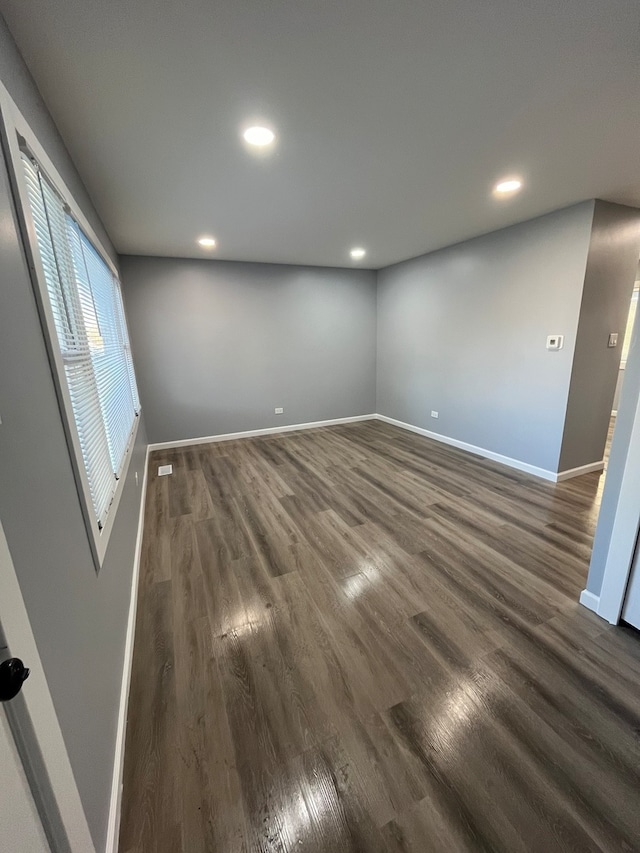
[{"x1": 119, "y1": 419, "x2": 640, "y2": 853}]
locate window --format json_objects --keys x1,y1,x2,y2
[
  {"x1": 20, "y1": 149, "x2": 140, "y2": 555},
  {"x1": 621, "y1": 284, "x2": 639, "y2": 367}
]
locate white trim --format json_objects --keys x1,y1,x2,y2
[
  {"x1": 374, "y1": 414, "x2": 559, "y2": 481},
  {"x1": 596, "y1": 385, "x2": 640, "y2": 624},
  {"x1": 0, "y1": 707, "x2": 50, "y2": 852},
  {"x1": 94, "y1": 418, "x2": 140, "y2": 567},
  {"x1": 105, "y1": 445, "x2": 150, "y2": 853},
  {"x1": 0, "y1": 520, "x2": 96, "y2": 853},
  {"x1": 555, "y1": 460, "x2": 605, "y2": 482},
  {"x1": 149, "y1": 414, "x2": 606, "y2": 484},
  {"x1": 579, "y1": 588, "x2": 601, "y2": 614},
  {"x1": 148, "y1": 414, "x2": 378, "y2": 451},
  {"x1": 590, "y1": 276, "x2": 640, "y2": 624}
]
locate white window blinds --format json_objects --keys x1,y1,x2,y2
[{"x1": 21, "y1": 152, "x2": 139, "y2": 530}]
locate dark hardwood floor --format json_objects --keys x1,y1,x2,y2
[{"x1": 119, "y1": 419, "x2": 640, "y2": 853}]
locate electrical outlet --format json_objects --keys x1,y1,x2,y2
[
  {"x1": 431, "y1": 411, "x2": 439, "y2": 419},
  {"x1": 546, "y1": 335, "x2": 564, "y2": 350},
  {"x1": 275, "y1": 407, "x2": 284, "y2": 414}
]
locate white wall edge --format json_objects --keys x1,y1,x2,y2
[
  {"x1": 579, "y1": 588, "x2": 601, "y2": 614},
  {"x1": 105, "y1": 444, "x2": 150, "y2": 853},
  {"x1": 148, "y1": 414, "x2": 378, "y2": 451},
  {"x1": 596, "y1": 387, "x2": 640, "y2": 625},
  {"x1": 555, "y1": 460, "x2": 605, "y2": 482},
  {"x1": 374, "y1": 414, "x2": 559, "y2": 481}
]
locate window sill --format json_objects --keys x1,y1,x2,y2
[{"x1": 91, "y1": 412, "x2": 141, "y2": 573}]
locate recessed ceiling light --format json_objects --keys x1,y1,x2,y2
[
  {"x1": 493, "y1": 178, "x2": 523, "y2": 195},
  {"x1": 350, "y1": 247, "x2": 366, "y2": 260},
  {"x1": 243, "y1": 126, "x2": 276, "y2": 147},
  {"x1": 197, "y1": 236, "x2": 216, "y2": 248}
]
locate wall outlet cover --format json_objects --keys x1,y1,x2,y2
[
  {"x1": 608, "y1": 332, "x2": 619, "y2": 348},
  {"x1": 431, "y1": 411, "x2": 439, "y2": 418},
  {"x1": 546, "y1": 335, "x2": 564, "y2": 350},
  {"x1": 275, "y1": 407, "x2": 284, "y2": 414}
]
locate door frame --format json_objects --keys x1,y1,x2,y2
[
  {"x1": 0, "y1": 703, "x2": 50, "y2": 852},
  {"x1": 596, "y1": 386, "x2": 640, "y2": 623},
  {"x1": 0, "y1": 518, "x2": 96, "y2": 853},
  {"x1": 584, "y1": 256, "x2": 640, "y2": 624}
]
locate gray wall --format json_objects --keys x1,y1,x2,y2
[
  {"x1": 559, "y1": 202, "x2": 640, "y2": 471},
  {"x1": 121, "y1": 256, "x2": 377, "y2": 444},
  {"x1": 376, "y1": 203, "x2": 595, "y2": 473},
  {"x1": 0, "y1": 15, "x2": 115, "y2": 263},
  {"x1": 0, "y1": 20, "x2": 146, "y2": 850}
]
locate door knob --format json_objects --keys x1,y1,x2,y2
[{"x1": 0, "y1": 658, "x2": 30, "y2": 702}]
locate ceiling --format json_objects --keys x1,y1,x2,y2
[{"x1": 1, "y1": 0, "x2": 639, "y2": 269}]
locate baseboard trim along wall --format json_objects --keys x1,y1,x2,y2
[
  {"x1": 374, "y1": 414, "x2": 564, "y2": 481},
  {"x1": 579, "y1": 588, "x2": 601, "y2": 614},
  {"x1": 555, "y1": 460, "x2": 606, "y2": 482},
  {"x1": 105, "y1": 445, "x2": 150, "y2": 853},
  {"x1": 375, "y1": 415, "x2": 605, "y2": 483},
  {"x1": 148, "y1": 414, "x2": 379, "y2": 451},
  {"x1": 148, "y1": 413, "x2": 605, "y2": 483}
]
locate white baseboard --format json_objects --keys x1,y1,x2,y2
[
  {"x1": 105, "y1": 444, "x2": 150, "y2": 853},
  {"x1": 374, "y1": 414, "x2": 560, "y2": 481},
  {"x1": 148, "y1": 414, "x2": 378, "y2": 451},
  {"x1": 555, "y1": 460, "x2": 605, "y2": 482},
  {"x1": 376, "y1": 415, "x2": 606, "y2": 483},
  {"x1": 579, "y1": 588, "x2": 601, "y2": 614},
  {"x1": 149, "y1": 413, "x2": 606, "y2": 484},
  {"x1": 150, "y1": 413, "x2": 607, "y2": 482}
]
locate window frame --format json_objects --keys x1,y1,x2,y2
[{"x1": 0, "y1": 83, "x2": 140, "y2": 571}]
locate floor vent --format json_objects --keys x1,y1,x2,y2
[{"x1": 158, "y1": 464, "x2": 173, "y2": 476}]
